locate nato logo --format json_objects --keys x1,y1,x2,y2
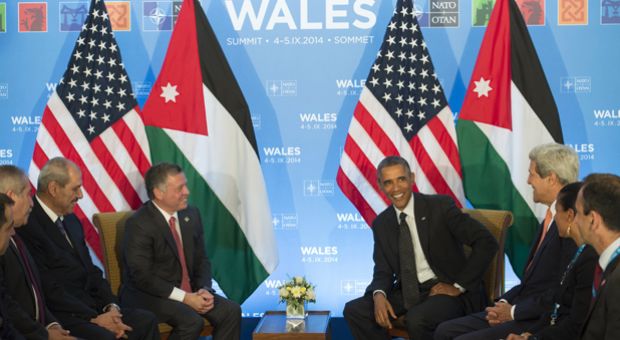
[
  {"x1": 272, "y1": 213, "x2": 298, "y2": 230},
  {"x1": 303, "y1": 180, "x2": 335, "y2": 197},
  {"x1": 18, "y1": 2, "x2": 48, "y2": 32},
  {"x1": 60, "y1": 2, "x2": 88, "y2": 32},
  {"x1": 417, "y1": 0, "x2": 460, "y2": 28},
  {"x1": 266, "y1": 80, "x2": 297, "y2": 97},
  {"x1": 143, "y1": 1, "x2": 173, "y2": 31},
  {"x1": 602, "y1": 0, "x2": 620, "y2": 24},
  {"x1": 0, "y1": 2, "x2": 6, "y2": 33},
  {"x1": 560, "y1": 76, "x2": 591, "y2": 94},
  {"x1": 0, "y1": 83, "x2": 8, "y2": 99}
]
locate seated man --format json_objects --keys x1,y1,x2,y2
[
  {"x1": 343, "y1": 156, "x2": 498, "y2": 340},
  {"x1": 120, "y1": 162, "x2": 241, "y2": 340},
  {"x1": 435, "y1": 143, "x2": 580, "y2": 339},
  {"x1": 575, "y1": 173, "x2": 620, "y2": 340},
  {"x1": 0, "y1": 165, "x2": 75, "y2": 340},
  {"x1": 18, "y1": 157, "x2": 159, "y2": 340},
  {"x1": 0, "y1": 193, "x2": 24, "y2": 339}
]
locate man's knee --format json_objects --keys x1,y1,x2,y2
[{"x1": 343, "y1": 298, "x2": 366, "y2": 321}]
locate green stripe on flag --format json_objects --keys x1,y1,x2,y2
[
  {"x1": 146, "y1": 126, "x2": 268, "y2": 302},
  {"x1": 457, "y1": 119, "x2": 538, "y2": 276}
]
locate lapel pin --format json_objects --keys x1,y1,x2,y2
[
  {"x1": 421, "y1": 216, "x2": 427, "y2": 221},
  {"x1": 184, "y1": 216, "x2": 190, "y2": 223}
]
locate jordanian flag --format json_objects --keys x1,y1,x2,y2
[
  {"x1": 456, "y1": 0, "x2": 563, "y2": 276},
  {"x1": 142, "y1": 0, "x2": 278, "y2": 303}
]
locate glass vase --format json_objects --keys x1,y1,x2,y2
[{"x1": 285, "y1": 301, "x2": 306, "y2": 319}]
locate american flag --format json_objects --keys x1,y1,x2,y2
[
  {"x1": 29, "y1": 0, "x2": 151, "y2": 261},
  {"x1": 337, "y1": 0, "x2": 465, "y2": 225}
]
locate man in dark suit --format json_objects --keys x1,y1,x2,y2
[
  {"x1": 18, "y1": 157, "x2": 159, "y2": 340},
  {"x1": 435, "y1": 143, "x2": 580, "y2": 339},
  {"x1": 120, "y1": 162, "x2": 241, "y2": 340},
  {"x1": 576, "y1": 173, "x2": 620, "y2": 340},
  {"x1": 343, "y1": 156, "x2": 498, "y2": 340},
  {"x1": 0, "y1": 165, "x2": 75, "y2": 340},
  {"x1": 0, "y1": 193, "x2": 24, "y2": 339}
]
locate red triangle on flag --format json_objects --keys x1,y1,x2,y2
[
  {"x1": 142, "y1": 0, "x2": 208, "y2": 136},
  {"x1": 459, "y1": 0, "x2": 512, "y2": 131}
]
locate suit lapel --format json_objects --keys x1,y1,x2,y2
[
  {"x1": 32, "y1": 200, "x2": 75, "y2": 254},
  {"x1": 523, "y1": 222, "x2": 558, "y2": 280},
  {"x1": 582, "y1": 256, "x2": 620, "y2": 334},
  {"x1": 146, "y1": 202, "x2": 181, "y2": 262},
  {"x1": 413, "y1": 193, "x2": 431, "y2": 258}
]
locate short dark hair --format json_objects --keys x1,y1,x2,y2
[
  {"x1": 376, "y1": 156, "x2": 411, "y2": 180},
  {"x1": 582, "y1": 173, "x2": 620, "y2": 232},
  {"x1": 144, "y1": 163, "x2": 183, "y2": 200},
  {"x1": 0, "y1": 193, "x2": 15, "y2": 228},
  {"x1": 557, "y1": 181, "x2": 583, "y2": 212}
]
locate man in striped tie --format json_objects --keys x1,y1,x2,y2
[{"x1": 18, "y1": 158, "x2": 159, "y2": 340}]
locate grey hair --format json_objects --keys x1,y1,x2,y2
[
  {"x1": 37, "y1": 157, "x2": 80, "y2": 193},
  {"x1": 0, "y1": 165, "x2": 28, "y2": 194},
  {"x1": 529, "y1": 143, "x2": 579, "y2": 185}
]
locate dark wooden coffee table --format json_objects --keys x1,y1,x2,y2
[{"x1": 252, "y1": 310, "x2": 331, "y2": 339}]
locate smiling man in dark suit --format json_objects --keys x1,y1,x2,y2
[
  {"x1": 575, "y1": 173, "x2": 620, "y2": 340},
  {"x1": 120, "y1": 162, "x2": 241, "y2": 340},
  {"x1": 343, "y1": 155, "x2": 498, "y2": 340},
  {"x1": 17, "y1": 157, "x2": 158, "y2": 340},
  {"x1": 435, "y1": 143, "x2": 580, "y2": 340}
]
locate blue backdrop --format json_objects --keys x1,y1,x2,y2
[{"x1": 1, "y1": 0, "x2": 618, "y2": 317}]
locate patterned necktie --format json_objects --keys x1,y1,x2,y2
[
  {"x1": 55, "y1": 218, "x2": 73, "y2": 248},
  {"x1": 169, "y1": 216, "x2": 192, "y2": 292},
  {"x1": 13, "y1": 235, "x2": 45, "y2": 325},
  {"x1": 398, "y1": 212, "x2": 419, "y2": 309}
]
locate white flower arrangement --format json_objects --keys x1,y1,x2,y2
[{"x1": 278, "y1": 276, "x2": 316, "y2": 309}]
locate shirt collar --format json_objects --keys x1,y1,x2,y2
[
  {"x1": 393, "y1": 194, "x2": 415, "y2": 221},
  {"x1": 152, "y1": 201, "x2": 179, "y2": 224},
  {"x1": 36, "y1": 195, "x2": 61, "y2": 223},
  {"x1": 599, "y1": 236, "x2": 620, "y2": 271}
]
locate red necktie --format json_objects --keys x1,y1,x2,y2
[
  {"x1": 13, "y1": 235, "x2": 46, "y2": 325},
  {"x1": 593, "y1": 263, "x2": 603, "y2": 296},
  {"x1": 169, "y1": 216, "x2": 192, "y2": 292}
]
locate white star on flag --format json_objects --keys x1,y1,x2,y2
[
  {"x1": 160, "y1": 82, "x2": 179, "y2": 103},
  {"x1": 473, "y1": 77, "x2": 493, "y2": 97}
]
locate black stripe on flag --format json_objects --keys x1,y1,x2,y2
[
  {"x1": 509, "y1": 0, "x2": 563, "y2": 143},
  {"x1": 193, "y1": 0, "x2": 259, "y2": 156}
]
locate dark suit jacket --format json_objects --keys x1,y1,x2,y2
[
  {"x1": 0, "y1": 283, "x2": 24, "y2": 340},
  {"x1": 580, "y1": 254, "x2": 620, "y2": 340},
  {"x1": 366, "y1": 193, "x2": 498, "y2": 313},
  {"x1": 527, "y1": 245, "x2": 597, "y2": 340},
  {"x1": 120, "y1": 202, "x2": 212, "y2": 305},
  {"x1": 0, "y1": 237, "x2": 57, "y2": 340},
  {"x1": 501, "y1": 220, "x2": 577, "y2": 321},
  {"x1": 17, "y1": 198, "x2": 116, "y2": 321}
]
